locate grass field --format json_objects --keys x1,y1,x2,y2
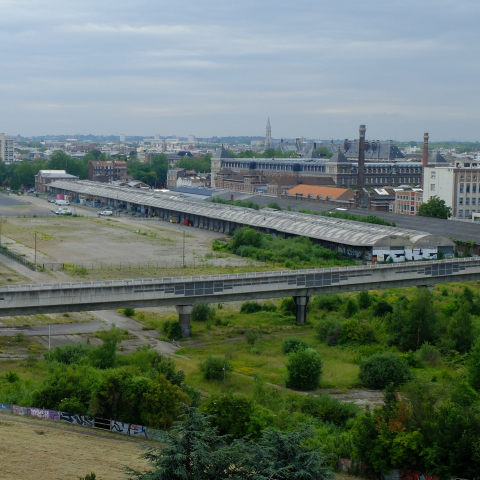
[
  {"x1": 0, "y1": 416, "x2": 149, "y2": 480},
  {"x1": 0, "y1": 311, "x2": 95, "y2": 326}
]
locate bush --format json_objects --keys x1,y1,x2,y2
[
  {"x1": 343, "y1": 298, "x2": 359, "y2": 318},
  {"x1": 281, "y1": 337, "x2": 308, "y2": 355},
  {"x1": 240, "y1": 301, "x2": 263, "y2": 314},
  {"x1": 416, "y1": 343, "x2": 441, "y2": 366},
  {"x1": 14, "y1": 331, "x2": 25, "y2": 342},
  {"x1": 245, "y1": 329, "x2": 262, "y2": 346},
  {"x1": 191, "y1": 304, "x2": 216, "y2": 322},
  {"x1": 279, "y1": 297, "x2": 296, "y2": 316},
  {"x1": 198, "y1": 356, "x2": 232, "y2": 381},
  {"x1": 122, "y1": 308, "x2": 135, "y2": 317},
  {"x1": 5, "y1": 371, "x2": 19, "y2": 383},
  {"x1": 357, "y1": 291, "x2": 372, "y2": 309},
  {"x1": 315, "y1": 316, "x2": 340, "y2": 346},
  {"x1": 163, "y1": 321, "x2": 183, "y2": 340},
  {"x1": 300, "y1": 394, "x2": 360, "y2": 427},
  {"x1": 202, "y1": 393, "x2": 274, "y2": 439},
  {"x1": 338, "y1": 318, "x2": 376, "y2": 345},
  {"x1": 359, "y1": 352, "x2": 411, "y2": 389},
  {"x1": 313, "y1": 294, "x2": 343, "y2": 312},
  {"x1": 467, "y1": 337, "x2": 480, "y2": 391},
  {"x1": 286, "y1": 348, "x2": 323, "y2": 391},
  {"x1": 372, "y1": 299, "x2": 393, "y2": 317}
]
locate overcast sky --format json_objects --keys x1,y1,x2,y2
[{"x1": 1, "y1": 0, "x2": 479, "y2": 140}]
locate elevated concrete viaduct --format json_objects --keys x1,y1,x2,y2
[{"x1": 0, "y1": 258, "x2": 479, "y2": 336}]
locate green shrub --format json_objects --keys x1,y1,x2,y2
[
  {"x1": 122, "y1": 308, "x2": 135, "y2": 317},
  {"x1": 262, "y1": 301, "x2": 277, "y2": 312},
  {"x1": 286, "y1": 348, "x2": 323, "y2": 391},
  {"x1": 281, "y1": 337, "x2": 308, "y2": 355},
  {"x1": 401, "y1": 350, "x2": 424, "y2": 368},
  {"x1": 338, "y1": 318, "x2": 376, "y2": 345},
  {"x1": 300, "y1": 394, "x2": 360, "y2": 427},
  {"x1": 344, "y1": 298, "x2": 359, "y2": 318},
  {"x1": 353, "y1": 344, "x2": 386, "y2": 363},
  {"x1": 191, "y1": 304, "x2": 216, "y2": 322},
  {"x1": 245, "y1": 329, "x2": 262, "y2": 346},
  {"x1": 198, "y1": 356, "x2": 232, "y2": 381},
  {"x1": 59, "y1": 396, "x2": 88, "y2": 415},
  {"x1": 315, "y1": 316, "x2": 340, "y2": 346},
  {"x1": 14, "y1": 331, "x2": 25, "y2": 342},
  {"x1": 313, "y1": 294, "x2": 343, "y2": 312},
  {"x1": 372, "y1": 299, "x2": 393, "y2": 317},
  {"x1": 280, "y1": 297, "x2": 296, "y2": 316},
  {"x1": 240, "y1": 301, "x2": 263, "y2": 314},
  {"x1": 359, "y1": 352, "x2": 411, "y2": 389},
  {"x1": 467, "y1": 337, "x2": 480, "y2": 391},
  {"x1": 357, "y1": 291, "x2": 372, "y2": 309},
  {"x1": 202, "y1": 392, "x2": 274, "y2": 439},
  {"x1": 416, "y1": 343, "x2": 441, "y2": 366},
  {"x1": 5, "y1": 371, "x2": 19, "y2": 383},
  {"x1": 163, "y1": 321, "x2": 183, "y2": 340}
]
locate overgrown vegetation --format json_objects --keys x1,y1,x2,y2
[{"x1": 213, "y1": 226, "x2": 355, "y2": 269}]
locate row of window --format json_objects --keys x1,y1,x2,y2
[
  {"x1": 459, "y1": 198, "x2": 477, "y2": 205},
  {"x1": 459, "y1": 184, "x2": 478, "y2": 193}
]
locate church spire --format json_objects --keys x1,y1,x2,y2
[{"x1": 265, "y1": 117, "x2": 272, "y2": 149}]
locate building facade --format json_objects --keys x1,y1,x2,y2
[
  {"x1": 211, "y1": 146, "x2": 423, "y2": 190},
  {"x1": 87, "y1": 160, "x2": 127, "y2": 183},
  {"x1": 423, "y1": 159, "x2": 480, "y2": 219},
  {"x1": 394, "y1": 187, "x2": 424, "y2": 215},
  {"x1": 0, "y1": 133, "x2": 15, "y2": 164},
  {"x1": 35, "y1": 170, "x2": 79, "y2": 193}
]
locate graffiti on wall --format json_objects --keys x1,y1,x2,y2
[
  {"x1": 60, "y1": 412, "x2": 94, "y2": 427},
  {"x1": 110, "y1": 420, "x2": 147, "y2": 438},
  {"x1": 382, "y1": 470, "x2": 440, "y2": 480},
  {"x1": 0, "y1": 403, "x2": 12, "y2": 413},
  {"x1": 13, "y1": 405, "x2": 28, "y2": 416},
  {"x1": 28, "y1": 408, "x2": 59, "y2": 420}
]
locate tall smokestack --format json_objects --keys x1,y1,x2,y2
[
  {"x1": 422, "y1": 133, "x2": 429, "y2": 187},
  {"x1": 358, "y1": 125, "x2": 366, "y2": 189}
]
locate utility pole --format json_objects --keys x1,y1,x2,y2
[
  {"x1": 48, "y1": 324, "x2": 51, "y2": 352},
  {"x1": 0, "y1": 219, "x2": 2, "y2": 249},
  {"x1": 34, "y1": 232, "x2": 37, "y2": 266}
]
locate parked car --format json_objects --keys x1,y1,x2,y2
[
  {"x1": 98, "y1": 210, "x2": 113, "y2": 216},
  {"x1": 27, "y1": 189, "x2": 35, "y2": 194},
  {"x1": 55, "y1": 199, "x2": 70, "y2": 206},
  {"x1": 48, "y1": 199, "x2": 56, "y2": 203}
]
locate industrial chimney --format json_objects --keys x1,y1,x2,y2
[
  {"x1": 358, "y1": 125, "x2": 366, "y2": 189},
  {"x1": 422, "y1": 133, "x2": 429, "y2": 187}
]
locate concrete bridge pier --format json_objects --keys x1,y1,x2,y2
[
  {"x1": 294, "y1": 296, "x2": 309, "y2": 324},
  {"x1": 175, "y1": 305, "x2": 194, "y2": 337}
]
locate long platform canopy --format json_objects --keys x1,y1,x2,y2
[{"x1": 48, "y1": 180, "x2": 454, "y2": 249}]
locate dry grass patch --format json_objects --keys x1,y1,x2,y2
[{"x1": 0, "y1": 417, "x2": 148, "y2": 480}]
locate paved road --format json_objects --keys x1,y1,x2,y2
[{"x1": 0, "y1": 321, "x2": 105, "y2": 336}]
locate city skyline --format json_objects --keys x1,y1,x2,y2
[{"x1": 1, "y1": 0, "x2": 479, "y2": 140}]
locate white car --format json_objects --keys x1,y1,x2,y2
[{"x1": 98, "y1": 210, "x2": 113, "y2": 216}]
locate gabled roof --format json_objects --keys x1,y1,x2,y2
[
  {"x1": 302, "y1": 148, "x2": 321, "y2": 160},
  {"x1": 212, "y1": 146, "x2": 231, "y2": 160},
  {"x1": 428, "y1": 151, "x2": 449, "y2": 164},
  {"x1": 288, "y1": 185, "x2": 354, "y2": 201},
  {"x1": 328, "y1": 150, "x2": 349, "y2": 164}
]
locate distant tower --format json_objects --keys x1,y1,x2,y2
[
  {"x1": 265, "y1": 117, "x2": 272, "y2": 149},
  {"x1": 421, "y1": 133, "x2": 429, "y2": 188},
  {"x1": 120, "y1": 134, "x2": 126, "y2": 143}
]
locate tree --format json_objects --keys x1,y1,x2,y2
[
  {"x1": 417, "y1": 195, "x2": 452, "y2": 219},
  {"x1": 389, "y1": 288, "x2": 438, "y2": 351},
  {"x1": 244, "y1": 423, "x2": 334, "y2": 480},
  {"x1": 467, "y1": 336, "x2": 480, "y2": 391},
  {"x1": 447, "y1": 302, "x2": 474, "y2": 353},
  {"x1": 286, "y1": 348, "x2": 323, "y2": 391},
  {"x1": 125, "y1": 406, "x2": 245, "y2": 480}
]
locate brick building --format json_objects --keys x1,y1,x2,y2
[
  {"x1": 394, "y1": 187, "x2": 424, "y2": 215},
  {"x1": 88, "y1": 160, "x2": 127, "y2": 183},
  {"x1": 35, "y1": 170, "x2": 79, "y2": 193}
]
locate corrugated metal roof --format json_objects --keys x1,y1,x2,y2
[{"x1": 47, "y1": 180, "x2": 451, "y2": 248}]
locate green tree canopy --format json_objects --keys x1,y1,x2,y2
[{"x1": 417, "y1": 195, "x2": 452, "y2": 219}]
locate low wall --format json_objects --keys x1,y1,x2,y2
[{"x1": 0, "y1": 404, "x2": 160, "y2": 441}]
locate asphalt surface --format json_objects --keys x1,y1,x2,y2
[
  {"x1": 0, "y1": 193, "x2": 56, "y2": 217},
  {"x1": 0, "y1": 321, "x2": 105, "y2": 336}
]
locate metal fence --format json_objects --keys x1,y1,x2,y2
[
  {"x1": 41, "y1": 259, "x2": 255, "y2": 272},
  {"x1": 0, "y1": 246, "x2": 36, "y2": 270}
]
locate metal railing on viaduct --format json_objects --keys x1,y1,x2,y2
[{"x1": 0, "y1": 257, "x2": 479, "y2": 337}]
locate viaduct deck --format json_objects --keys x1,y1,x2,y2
[{"x1": 0, "y1": 258, "x2": 479, "y2": 336}]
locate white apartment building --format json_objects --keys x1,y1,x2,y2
[
  {"x1": 423, "y1": 159, "x2": 480, "y2": 219},
  {"x1": 0, "y1": 133, "x2": 15, "y2": 164}
]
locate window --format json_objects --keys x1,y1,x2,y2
[
  {"x1": 459, "y1": 198, "x2": 464, "y2": 205},
  {"x1": 467, "y1": 185, "x2": 471, "y2": 193},
  {"x1": 430, "y1": 184, "x2": 436, "y2": 191},
  {"x1": 466, "y1": 198, "x2": 470, "y2": 205},
  {"x1": 431, "y1": 171, "x2": 436, "y2": 179},
  {"x1": 473, "y1": 185, "x2": 477, "y2": 193},
  {"x1": 460, "y1": 186, "x2": 464, "y2": 193},
  {"x1": 411, "y1": 206, "x2": 415, "y2": 212}
]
